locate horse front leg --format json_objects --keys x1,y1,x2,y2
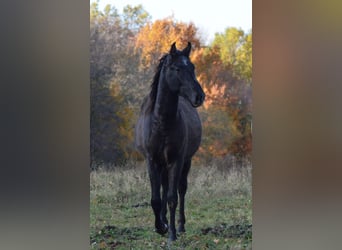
[
  {"x1": 148, "y1": 158, "x2": 168, "y2": 235},
  {"x1": 178, "y1": 159, "x2": 191, "y2": 233},
  {"x1": 161, "y1": 168, "x2": 169, "y2": 227},
  {"x1": 167, "y1": 160, "x2": 183, "y2": 242}
]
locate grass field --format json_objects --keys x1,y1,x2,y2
[{"x1": 90, "y1": 160, "x2": 252, "y2": 249}]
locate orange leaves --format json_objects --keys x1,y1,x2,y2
[{"x1": 135, "y1": 17, "x2": 201, "y2": 68}]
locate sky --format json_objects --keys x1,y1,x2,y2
[{"x1": 93, "y1": 0, "x2": 252, "y2": 44}]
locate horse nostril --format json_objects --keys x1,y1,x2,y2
[
  {"x1": 196, "y1": 95, "x2": 201, "y2": 105},
  {"x1": 195, "y1": 94, "x2": 204, "y2": 106},
  {"x1": 198, "y1": 94, "x2": 205, "y2": 104}
]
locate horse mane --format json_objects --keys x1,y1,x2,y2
[{"x1": 149, "y1": 54, "x2": 168, "y2": 110}]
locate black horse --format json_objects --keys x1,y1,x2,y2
[{"x1": 135, "y1": 42, "x2": 205, "y2": 242}]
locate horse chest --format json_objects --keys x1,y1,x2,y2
[
  {"x1": 148, "y1": 124, "x2": 186, "y2": 164},
  {"x1": 161, "y1": 134, "x2": 185, "y2": 164}
]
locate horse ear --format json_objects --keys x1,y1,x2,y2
[
  {"x1": 170, "y1": 42, "x2": 177, "y2": 56},
  {"x1": 182, "y1": 42, "x2": 191, "y2": 57}
]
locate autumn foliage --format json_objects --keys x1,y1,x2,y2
[
  {"x1": 135, "y1": 18, "x2": 201, "y2": 68},
  {"x1": 90, "y1": 3, "x2": 252, "y2": 168}
]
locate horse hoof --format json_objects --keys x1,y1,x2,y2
[
  {"x1": 168, "y1": 234, "x2": 177, "y2": 242},
  {"x1": 167, "y1": 236, "x2": 177, "y2": 248},
  {"x1": 155, "y1": 223, "x2": 168, "y2": 235},
  {"x1": 178, "y1": 226, "x2": 186, "y2": 233}
]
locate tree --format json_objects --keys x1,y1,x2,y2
[
  {"x1": 191, "y1": 28, "x2": 253, "y2": 160},
  {"x1": 90, "y1": 3, "x2": 150, "y2": 167},
  {"x1": 90, "y1": 2, "x2": 121, "y2": 82},
  {"x1": 135, "y1": 17, "x2": 202, "y2": 68},
  {"x1": 235, "y1": 32, "x2": 252, "y2": 83},
  {"x1": 122, "y1": 4, "x2": 151, "y2": 33},
  {"x1": 212, "y1": 27, "x2": 252, "y2": 83},
  {"x1": 90, "y1": 80, "x2": 133, "y2": 167}
]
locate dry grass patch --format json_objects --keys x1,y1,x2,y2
[{"x1": 90, "y1": 159, "x2": 252, "y2": 249}]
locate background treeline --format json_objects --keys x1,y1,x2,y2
[{"x1": 90, "y1": 2, "x2": 252, "y2": 169}]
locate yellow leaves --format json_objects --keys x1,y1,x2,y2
[{"x1": 210, "y1": 28, "x2": 252, "y2": 82}]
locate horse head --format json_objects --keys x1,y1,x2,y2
[{"x1": 164, "y1": 42, "x2": 205, "y2": 107}]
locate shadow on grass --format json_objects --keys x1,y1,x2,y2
[
  {"x1": 201, "y1": 223, "x2": 252, "y2": 240},
  {"x1": 90, "y1": 225, "x2": 150, "y2": 249}
]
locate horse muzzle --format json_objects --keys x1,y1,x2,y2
[{"x1": 192, "y1": 92, "x2": 205, "y2": 107}]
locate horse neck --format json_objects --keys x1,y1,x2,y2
[{"x1": 153, "y1": 73, "x2": 179, "y2": 124}]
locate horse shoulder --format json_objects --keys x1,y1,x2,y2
[
  {"x1": 178, "y1": 98, "x2": 202, "y2": 157},
  {"x1": 179, "y1": 98, "x2": 201, "y2": 130}
]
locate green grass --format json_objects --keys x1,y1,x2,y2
[{"x1": 90, "y1": 160, "x2": 252, "y2": 249}]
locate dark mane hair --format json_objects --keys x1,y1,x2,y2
[{"x1": 149, "y1": 54, "x2": 168, "y2": 109}]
